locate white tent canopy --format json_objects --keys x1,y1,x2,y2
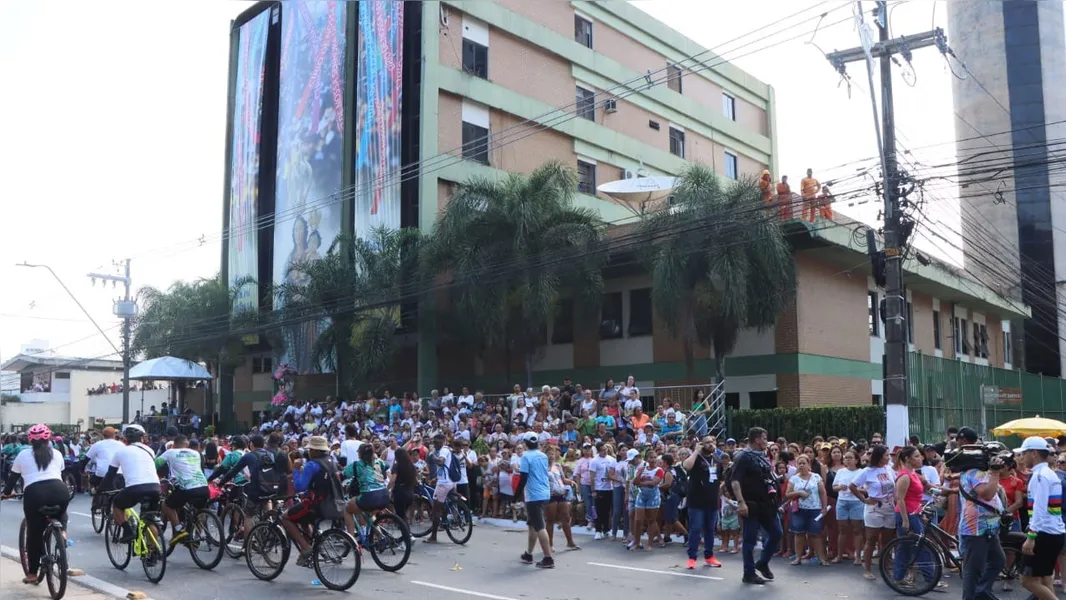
[{"x1": 129, "y1": 356, "x2": 211, "y2": 381}]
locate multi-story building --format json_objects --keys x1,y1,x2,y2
[{"x1": 221, "y1": 1, "x2": 1039, "y2": 435}]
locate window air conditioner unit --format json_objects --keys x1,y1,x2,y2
[
  {"x1": 604, "y1": 98, "x2": 618, "y2": 113},
  {"x1": 440, "y1": 4, "x2": 449, "y2": 26},
  {"x1": 623, "y1": 169, "x2": 637, "y2": 180}
]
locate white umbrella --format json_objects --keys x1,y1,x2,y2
[{"x1": 128, "y1": 356, "x2": 212, "y2": 381}]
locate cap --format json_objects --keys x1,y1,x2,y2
[
  {"x1": 957, "y1": 427, "x2": 979, "y2": 443},
  {"x1": 1018, "y1": 436, "x2": 1051, "y2": 452},
  {"x1": 725, "y1": 438, "x2": 736, "y2": 444},
  {"x1": 626, "y1": 449, "x2": 640, "y2": 461}
]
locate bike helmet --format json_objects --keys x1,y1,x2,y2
[
  {"x1": 122, "y1": 423, "x2": 146, "y2": 441},
  {"x1": 27, "y1": 424, "x2": 52, "y2": 442}
]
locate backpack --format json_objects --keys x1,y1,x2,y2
[
  {"x1": 255, "y1": 449, "x2": 283, "y2": 496},
  {"x1": 445, "y1": 451, "x2": 462, "y2": 483},
  {"x1": 672, "y1": 464, "x2": 689, "y2": 498},
  {"x1": 721, "y1": 458, "x2": 738, "y2": 500},
  {"x1": 311, "y1": 457, "x2": 347, "y2": 521}
]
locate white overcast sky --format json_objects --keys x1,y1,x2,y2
[{"x1": 0, "y1": 0, "x2": 973, "y2": 368}]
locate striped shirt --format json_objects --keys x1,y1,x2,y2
[
  {"x1": 1027, "y1": 463, "x2": 1065, "y2": 535},
  {"x1": 958, "y1": 469, "x2": 1003, "y2": 537}
]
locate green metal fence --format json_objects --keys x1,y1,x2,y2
[{"x1": 908, "y1": 353, "x2": 1066, "y2": 442}]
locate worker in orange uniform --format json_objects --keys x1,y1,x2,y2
[
  {"x1": 800, "y1": 168, "x2": 820, "y2": 223},
  {"x1": 817, "y1": 185, "x2": 834, "y2": 221},
  {"x1": 759, "y1": 170, "x2": 774, "y2": 206},
  {"x1": 776, "y1": 175, "x2": 792, "y2": 220}
]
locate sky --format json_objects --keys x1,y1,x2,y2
[{"x1": 0, "y1": 0, "x2": 971, "y2": 377}]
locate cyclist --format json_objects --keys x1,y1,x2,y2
[
  {"x1": 207, "y1": 436, "x2": 248, "y2": 487},
  {"x1": 213, "y1": 434, "x2": 284, "y2": 533},
  {"x1": 101, "y1": 424, "x2": 161, "y2": 543},
  {"x1": 154, "y1": 434, "x2": 210, "y2": 544},
  {"x1": 84, "y1": 427, "x2": 125, "y2": 492},
  {"x1": 343, "y1": 443, "x2": 391, "y2": 536},
  {"x1": 425, "y1": 433, "x2": 460, "y2": 544},
  {"x1": 1, "y1": 425, "x2": 70, "y2": 584},
  {"x1": 285, "y1": 436, "x2": 343, "y2": 566}
]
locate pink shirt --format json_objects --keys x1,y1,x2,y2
[{"x1": 895, "y1": 468, "x2": 924, "y2": 514}]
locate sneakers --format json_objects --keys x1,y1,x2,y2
[
  {"x1": 755, "y1": 561, "x2": 775, "y2": 581},
  {"x1": 704, "y1": 556, "x2": 722, "y2": 568},
  {"x1": 686, "y1": 558, "x2": 697, "y2": 570},
  {"x1": 743, "y1": 573, "x2": 767, "y2": 585},
  {"x1": 535, "y1": 557, "x2": 554, "y2": 569},
  {"x1": 594, "y1": 532, "x2": 603, "y2": 540},
  {"x1": 171, "y1": 528, "x2": 189, "y2": 545},
  {"x1": 520, "y1": 552, "x2": 534, "y2": 564}
]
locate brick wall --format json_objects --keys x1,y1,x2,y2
[
  {"x1": 799, "y1": 374, "x2": 871, "y2": 407},
  {"x1": 794, "y1": 252, "x2": 868, "y2": 361}
]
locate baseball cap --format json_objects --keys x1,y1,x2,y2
[
  {"x1": 1018, "y1": 436, "x2": 1051, "y2": 452},
  {"x1": 957, "y1": 427, "x2": 979, "y2": 443},
  {"x1": 725, "y1": 438, "x2": 736, "y2": 444},
  {"x1": 626, "y1": 449, "x2": 640, "y2": 461}
]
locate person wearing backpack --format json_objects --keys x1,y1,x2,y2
[
  {"x1": 425, "y1": 433, "x2": 461, "y2": 544},
  {"x1": 213, "y1": 434, "x2": 285, "y2": 542},
  {"x1": 284, "y1": 436, "x2": 345, "y2": 566}
]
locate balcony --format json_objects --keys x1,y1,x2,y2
[{"x1": 13, "y1": 391, "x2": 71, "y2": 403}]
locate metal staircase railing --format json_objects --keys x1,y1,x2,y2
[{"x1": 708, "y1": 379, "x2": 727, "y2": 436}]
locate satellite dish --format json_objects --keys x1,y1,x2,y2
[{"x1": 597, "y1": 176, "x2": 678, "y2": 218}]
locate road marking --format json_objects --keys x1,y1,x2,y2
[
  {"x1": 586, "y1": 562, "x2": 724, "y2": 581},
  {"x1": 71, "y1": 511, "x2": 92, "y2": 518},
  {"x1": 1, "y1": 544, "x2": 154, "y2": 599},
  {"x1": 411, "y1": 581, "x2": 520, "y2": 600}
]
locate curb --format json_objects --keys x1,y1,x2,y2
[
  {"x1": 476, "y1": 516, "x2": 599, "y2": 536},
  {"x1": 0, "y1": 545, "x2": 154, "y2": 600}
]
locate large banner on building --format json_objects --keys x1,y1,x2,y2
[
  {"x1": 273, "y1": 1, "x2": 348, "y2": 373},
  {"x1": 228, "y1": 11, "x2": 271, "y2": 315},
  {"x1": 354, "y1": 1, "x2": 404, "y2": 240}
]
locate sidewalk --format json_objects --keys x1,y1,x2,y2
[{"x1": 0, "y1": 557, "x2": 113, "y2": 600}]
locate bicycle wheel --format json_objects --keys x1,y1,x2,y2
[
  {"x1": 445, "y1": 498, "x2": 473, "y2": 545},
  {"x1": 245, "y1": 522, "x2": 288, "y2": 581},
  {"x1": 141, "y1": 521, "x2": 167, "y2": 584},
  {"x1": 91, "y1": 495, "x2": 106, "y2": 534},
  {"x1": 19, "y1": 519, "x2": 30, "y2": 576},
  {"x1": 368, "y1": 511, "x2": 411, "y2": 572},
  {"x1": 220, "y1": 504, "x2": 246, "y2": 559},
  {"x1": 878, "y1": 535, "x2": 944, "y2": 596},
  {"x1": 63, "y1": 473, "x2": 76, "y2": 500},
  {"x1": 43, "y1": 524, "x2": 68, "y2": 600},
  {"x1": 189, "y1": 510, "x2": 224, "y2": 571},
  {"x1": 104, "y1": 519, "x2": 132, "y2": 570},
  {"x1": 407, "y1": 496, "x2": 434, "y2": 538},
  {"x1": 312, "y1": 528, "x2": 361, "y2": 591}
]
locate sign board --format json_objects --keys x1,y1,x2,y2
[{"x1": 981, "y1": 385, "x2": 1022, "y2": 406}]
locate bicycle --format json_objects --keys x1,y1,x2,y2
[
  {"x1": 343, "y1": 487, "x2": 412, "y2": 572},
  {"x1": 219, "y1": 484, "x2": 287, "y2": 559},
  {"x1": 101, "y1": 490, "x2": 168, "y2": 584},
  {"x1": 159, "y1": 481, "x2": 224, "y2": 570},
  {"x1": 878, "y1": 501, "x2": 1025, "y2": 597},
  {"x1": 408, "y1": 484, "x2": 473, "y2": 545},
  {"x1": 13, "y1": 497, "x2": 68, "y2": 600},
  {"x1": 244, "y1": 496, "x2": 361, "y2": 591}
]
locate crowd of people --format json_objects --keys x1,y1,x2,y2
[{"x1": 3, "y1": 374, "x2": 1066, "y2": 597}]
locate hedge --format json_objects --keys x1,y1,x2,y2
[{"x1": 727, "y1": 406, "x2": 885, "y2": 444}]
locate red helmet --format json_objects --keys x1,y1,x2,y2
[{"x1": 27, "y1": 424, "x2": 52, "y2": 442}]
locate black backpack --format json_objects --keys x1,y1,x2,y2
[
  {"x1": 254, "y1": 449, "x2": 283, "y2": 496},
  {"x1": 311, "y1": 457, "x2": 347, "y2": 521},
  {"x1": 721, "y1": 457, "x2": 739, "y2": 500},
  {"x1": 672, "y1": 464, "x2": 689, "y2": 497}
]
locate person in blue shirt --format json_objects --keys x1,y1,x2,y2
[
  {"x1": 514, "y1": 434, "x2": 554, "y2": 569},
  {"x1": 283, "y1": 436, "x2": 340, "y2": 566}
]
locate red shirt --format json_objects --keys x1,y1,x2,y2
[{"x1": 1000, "y1": 475, "x2": 1025, "y2": 518}]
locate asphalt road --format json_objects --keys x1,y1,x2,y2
[{"x1": 0, "y1": 494, "x2": 1009, "y2": 600}]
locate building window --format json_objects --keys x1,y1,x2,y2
[
  {"x1": 1003, "y1": 329, "x2": 1012, "y2": 364},
  {"x1": 872, "y1": 394, "x2": 882, "y2": 406},
  {"x1": 252, "y1": 357, "x2": 273, "y2": 373},
  {"x1": 577, "y1": 160, "x2": 596, "y2": 194},
  {"x1": 600, "y1": 292, "x2": 623, "y2": 339},
  {"x1": 906, "y1": 301, "x2": 914, "y2": 344},
  {"x1": 868, "y1": 292, "x2": 879, "y2": 336},
  {"x1": 576, "y1": 86, "x2": 596, "y2": 121},
  {"x1": 954, "y1": 317, "x2": 969, "y2": 355},
  {"x1": 628, "y1": 288, "x2": 653, "y2": 337},
  {"x1": 462, "y1": 122, "x2": 489, "y2": 165},
  {"x1": 933, "y1": 309, "x2": 941, "y2": 350},
  {"x1": 667, "y1": 63, "x2": 683, "y2": 94},
  {"x1": 975, "y1": 323, "x2": 989, "y2": 359},
  {"x1": 551, "y1": 298, "x2": 574, "y2": 344},
  {"x1": 574, "y1": 15, "x2": 593, "y2": 49},
  {"x1": 461, "y1": 38, "x2": 488, "y2": 79},
  {"x1": 749, "y1": 390, "x2": 778, "y2": 410},
  {"x1": 669, "y1": 126, "x2": 685, "y2": 158},
  {"x1": 722, "y1": 93, "x2": 736, "y2": 121},
  {"x1": 724, "y1": 151, "x2": 738, "y2": 180}
]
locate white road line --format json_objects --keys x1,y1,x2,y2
[
  {"x1": 71, "y1": 511, "x2": 92, "y2": 518},
  {"x1": 586, "y1": 561, "x2": 724, "y2": 581},
  {"x1": 411, "y1": 581, "x2": 520, "y2": 600}
]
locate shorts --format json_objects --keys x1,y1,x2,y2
[
  {"x1": 526, "y1": 500, "x2": 547, "y2": 531},
  {"x1": 836, "y1": 499, "x2": 865, "y2": 521},
  {"x1": 499, "y1": 492, "x2": 513, "y2": 504},
  {"x1": 165, "y1": 486, "x2": 210, "y2": 511},
  {"x1": 550, "y1": 494, "x2": 569, "y2": 503},
  {"x1": 790, "y1": 508, "x2": 824, "y2": 535},
  {"x1": 635, "y1": 487, "x2": 660, "y2": 510},
  {"x1": 285, "y1": 498, "x2": 322, "y2": 525},
  {"x1": 356, "y1": 489, "x2": 390, "y2": 512},
  {"x1": 114, "y1": 483, "x2": 162, "y2": 511},
  {"x1": 663, "y1": 493, "x2": 681, "y2": 522},
  {"x1": 863, "y1": 500, "x2": 895, "y2": 529},
  {"x1": 1023, "y1": 532, "x2": 1065, "y2": 578},
  {"x1": 433, "y1": 482, "x2": 456, "y2": 504}
]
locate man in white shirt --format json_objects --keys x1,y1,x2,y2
[
  {"x1": 86, "y1": 426, "x2": 126, "y2": 490},
  {"x1": 339, "y1": 424, "x2": 363, "y2": 468},
  {"x1": 102, "y1": 424, "x2": 161, "y2": 542},
  {"x1": 457, "y1": 387, "x2": 475, "y2": 410},
  {"x1": 1017, "y1": 437, "x2": 1065, "y2": 600},
  {"x1": 426, "y1": 434, "x2": 457, "y2": 544}
]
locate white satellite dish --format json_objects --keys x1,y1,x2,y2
[{"x1": 597, "y1": 176, "x2": 678, "y2": 218}]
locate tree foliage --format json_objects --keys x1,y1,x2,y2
[
  {"x1": 427, "y1": 160, "x2": 607, "y2": 385},
  {"x1": 639, "y1": 164, "x2": 794, "y2": 380}
]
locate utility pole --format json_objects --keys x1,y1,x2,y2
[
  {"x1": 825, "y1": 2, "x2": 943, "y2": 448},
  {"x1": 89, "y1": 260, "x2": 136, "y2": 425}
]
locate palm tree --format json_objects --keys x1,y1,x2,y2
[
  {"x1": 275, "y1": 227, "x2": 425, "y2": 392},
  {"x1": 639, "y1": 164, "x2": 794, "y2": 382},
  {"x1": 428, "y1": 160, "x2": 607, "y2": 386}
]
